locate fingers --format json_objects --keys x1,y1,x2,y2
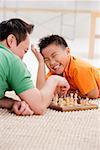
[
  {"x1": 22, "y1": 105, "x2": 34, "y2": 116},
  {"x1": 31, "y1": 44, "x2": 37, "y2": 55},
  {"x1": 64, "y1": 81, "x2": 70, "y2": 91},
  {"x1": 18, "y1": 101, "x2": 27, "y2": 114},
  {"x1": 31, "y1": 44, "x2": 44, "y2": 63},
  {"x1": 31, "y1": 44, "x2": 34, "y2": 50},
  {"x1": 60, "y1": 87, "x2": 68, "y2": 97},
  {"x1": 11, "y1": 101, "x2": 22, "y2": 115},
  {"x1": 12, "y1": 101, "x2": 34, "y2": 116},
  {"x1": 58, "y1": 87, "x2": 68, "y2": 97},
  {"x1": 20, "y1": 101, "x2": 34, "y2": 115},
  {"x1": 55, "y1": 77, "x2": 70, "y2": 96},
  {"x1": 62, "y1": 78, "x2": 70, "y2": 89}
]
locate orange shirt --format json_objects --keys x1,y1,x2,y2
[{"x1": 46, "y1": 56, "x2": 100, "y2": 97}]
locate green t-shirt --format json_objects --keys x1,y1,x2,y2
[{"x1": 0, "y1": 43, "x2": 34, "y2": 99}]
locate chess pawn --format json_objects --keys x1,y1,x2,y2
[
  {"x1": 85, "y1": 97, "x2": 90, "y2": 104},
  {"x1": 74, "y1": 93, "x2": 78, "y2": 99},
  {"x1": 70, "y1": 93, "x2": 74, "y2": 105},
  {"x1": 70, "y1": 93, "x2": 74, "y2": 99}
]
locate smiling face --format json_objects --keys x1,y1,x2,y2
[{"x1": 42, "y1": 43, "x2": 70, "y2": 75}]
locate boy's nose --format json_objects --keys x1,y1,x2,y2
[{"x1": 50, "y1": 59, "x2": 56, "y2": 66}]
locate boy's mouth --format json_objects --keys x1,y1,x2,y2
[
  {"x1": 50, "y1": 64, "x2": 64, "y2": 74},
  {"x1": 53, "y1": 64, "x2": 60, "y2": 70},
  {"x1": 52, "y1": 64, "x2": 63, "y2": 72}
]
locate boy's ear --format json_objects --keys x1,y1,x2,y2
[
  {"x1": 66, "y1": 47, "x2": 71, "y2": 54},
  {"x1": 6, "y1": 34, "x2": 16, "y2": 48}
]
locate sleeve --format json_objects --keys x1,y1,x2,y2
[
  {"x1": 73, "y1": 67, "x2": 98, "y2": 95},
  {"x1": 46, "y1": 72, "x2": 53, "y2": 80},
  {"x1": 8, "y1": 59, "x2": 34, "y2": 94},
  {"x1": 0, "y1": 74, "x2": 8, "y2": 99},
  {"x1": 0, "y1": 56, "x2": 9, "y2": 98}
]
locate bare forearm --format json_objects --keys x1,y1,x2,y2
[
  {"x1": 18, "y1": 77, "x2": 59, "y2": 115},
  {"x1": 40, "y1": 76, "x2": 60, "y2": 107},
  {"x1": 40, "y1": 75, "x2": 70, "y2": 108},
  {"x1": 18, "y1": 76, "x2": 69, "y2": 115},
  {"x1": 86, "y1": 88, "x2": 99, "y2": 99},
  {"x1": 36, "y1": 62, "x2": 46, "y2": 89},
  {"x1": 0, "y1": 97, "x2": 16, "y2": 109},
  {"x1": 31, "y1": 45, "x2": 45, "y2": 89}
]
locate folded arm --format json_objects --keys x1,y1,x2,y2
[
  {"x1": 0, "y1": 97, "x2": 34, "y2": 116},
  {"x1": 0, "y1": 97, "x2": 16, "y2": 109}
]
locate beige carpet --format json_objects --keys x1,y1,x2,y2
[{"x1": 0, "y1": 99, "x2": 100, "y2": 150}]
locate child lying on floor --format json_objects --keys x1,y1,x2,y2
[{"x1": 32, "y1": 34, "x2": 100, "y2": 99}]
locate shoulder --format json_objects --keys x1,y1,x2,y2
[
  {"x1": 69, "y1": 56, "x2": 93, "y2": 76},
  {"x1": 0, "y1": 46, "x2": 19, "y2": 66},
  {"x1": 0, "y1": 46, "x2": 25, "y2": 68}
]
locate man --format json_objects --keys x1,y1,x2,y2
[{"x1": 0, "y1": 18, "x2": 70, "y2": 116}]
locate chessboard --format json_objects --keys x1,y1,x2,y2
[{"x1": 49, "y1": 93, "x2": 98, "y2": 112}]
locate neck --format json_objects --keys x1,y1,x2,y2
[{"x1": 0, "y1": 40, "x2": 9, "y2": 49}]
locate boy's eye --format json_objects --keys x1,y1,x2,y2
[
  {"x1": 52, "y1": 55, "x2": 56, "y2": 58},
  {"x1": 44, "y1": 58, "x2": 49, "y2": 62},
  {"x1": 52, "y1": 54, "x2": 58, "y2": 58}
]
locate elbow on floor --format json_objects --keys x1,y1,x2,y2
[
  {"x1": 34, "y1": 106, "x2": 47, "y2": 115},
  {"x1": 87, "y1": 92, "x2": 99, "y2": 99}
]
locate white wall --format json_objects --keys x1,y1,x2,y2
[
  {"x1": 0, "y1": 0, "x2": 100, "y2": 85},
  {"x1": 0, "y1": 0, "x2": 100, "y2": 39}
]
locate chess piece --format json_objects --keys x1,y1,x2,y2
[
  {"x1": 74, "y1": 93, "x2": 78, "y2": 105},
  {"x1": 85, "y1": 97, "x2": 90, "y2": 104},
  {"x1": 70, "y1": 93, "x2": 74, "y2": 105},
  {"x1": 58, "y1": 98, "x2": 66, "y2": 107}
]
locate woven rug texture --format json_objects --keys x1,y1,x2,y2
[{"x1": 0, "y1": 99, "x2": 100, "y2": 150}]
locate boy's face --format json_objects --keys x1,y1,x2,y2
[{"x1": 42, "y1": 44, "x2": 70, "y2": 75}]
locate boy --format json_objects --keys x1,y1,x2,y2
[
  {"x1": 32, "y1": 35, "x2": 100, "y2": 98},
  {"x1": 0, "y1": 20, "x2": 69, "y2": 116}
]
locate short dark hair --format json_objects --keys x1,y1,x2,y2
[
  {"x1": 0, "y1": 18, "x2": 34, "y2": 45},
  {"x1": 38, "y1": 34, "x2": 68, "y2": 54}
]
